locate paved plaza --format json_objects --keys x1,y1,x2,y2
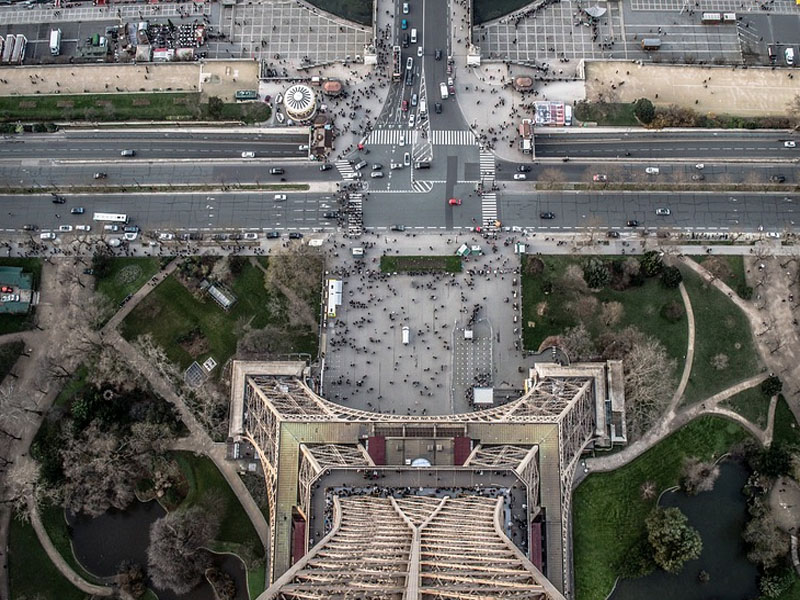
[{"x1": 322, "y1": 238, "x2": 528, "y2": 416}]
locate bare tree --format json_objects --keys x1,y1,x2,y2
[
  {"x1": 560, "y1": 323, "x2": 596, "y2": 362},
  {"x1": 682, "y1": 457, "x2": 720, "y2": 495},
  {"x1": 599, "y1": 301, "x2": 625, "y2": 328},
  {"x1": 624, "y1": 335, "x2": 676, "y2": 438}
]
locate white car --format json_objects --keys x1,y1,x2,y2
[
  {"x1": 241, "y1": 151, "x2": 256, "y2": 158},
  {"x1": 40, "y1": 232, "x2": 56, "y2": 240},
  {"x1": 158, "y1": 233, "x2": 175, "y2": 240},
  {"x1": 75, "y1": 225, "x2": 91, "y2": 232},
  {"x1": 404, "y1": 152, "x2": 411, "y2": 167},
  {"x1": 408, "y1": 114, "x2": 415, "y2": 127},
  {"x1": 243, "y1": 232, "x2": 259, "y2": 240},
  {"x1": 655, "y1": 208, "x2": 671, "y2": 216},
  {"x1": 645, "y1": 167, "x2": 660, "y2": 174},
  {"x1": 402, "y1": 2, "x2": 409, "y2": 13},
  {"x1": 399, "y1": 133, "x2": 406, "y2": 147},
  {"x1": 785, "y1": 141, "x2": 796, "y2": 148},
  {"x1": 513, "y1": 173, "x2": 526, "y2": 180},
  {"x1": 695, "y1": 163, "x2": 704, "y2": 170},
  {"x1": 298, "y1": 144, "x2": 309, "y2": 151},
  {"x1": 58, "y1": 225, "x2": 73, "y2": 232},
  {"x1": 123, "y1": 232, "x2": 138, "y2": 241},
  {"x1": 274, "y1": 194, "x2": 287, "y2": 201},
  {"x1": 417, "y1": 46, "x2": 423, "y2": 57}
]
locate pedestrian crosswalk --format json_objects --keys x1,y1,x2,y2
[
  {"x1": 365, "y1": 129, "x2": 419, "y2": 146},
  {"x1": 346, "y1": 193, "x2": 363, "y2": 237},
  {"x1": 430, "y1": 130, "x2": 478, "y2": 146},
  {"x1": 481, "y1": 192, "x2": 497, "y2": 226},
  {"x1": 336, "y1": 160, "x2": 356, "y2": 179},
  {"x1": 479, "y1": 151, "x2": 496, "y2": 179}
]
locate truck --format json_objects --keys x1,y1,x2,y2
[
  {"x1": 439, "y1": 82, "x2": 448, "y2": 99},
  {"x1": 641, "y1": 38, "x2": 661, "y2": 51},
  {"x1": 49, "y1": 28, "x2": 61, "y2": 56}
]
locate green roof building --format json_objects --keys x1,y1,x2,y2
[{"x1": 0, "y1": 266, "x2": 33, "y2": 314}]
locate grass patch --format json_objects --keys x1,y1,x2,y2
[
  {"x1": 772, "y1": 395, "x2": 800, "y2": 447},
  {"x1": 0, "y1": 93, "x2": 269, "y2": 124},
  {"x1": 302, "y1": 0, "x2": 372, "y2": 25},
  {"x1": 473, "y1": 0, "x2": 532, "y2": 23},
  {"x1": 169, "y1": 451, "x2": 263, "y2": 557},
  {"x1": 720, "y1": 385, "x2": 771, "y2": 428},
  {"x1": 95, "y1": 257, "x2": 161, "y2": 308},
  {"x1": 691, "y1": 255, "x2": 747, "y2": 294},
  {"x1": 573, "y1": 416, "x2": 751, "y2": 600},
  {"x1": 521, "y1": 255, "x2": 687, "y2": 365},
  {"x1": 680, "y1": 265, "x2": 761, "y2": 407},
  {"x1": 0, "y1": 339, "x2": 24, "y2": 382},
  {"x1": 245, "y1": 560, "x2": 266, "y2": 600},
  {"x1": 574, "y1": 101, "x2": 638, "y2": 126},
  {"x1": 39, "y1": 502, "x2": 105, "y2": 585},
  {"x1": 9, "y1": 516, "x2": 89, "y2": 600},
  {"x1": 53, "y1": 363, "x2": 90, "y2": 409},
  {"x1": 380, "y1": 255, "x2": 462, "y2": 273},
  {"x1": 0, "y1": 258, "x2": 42, "y2": 335}
]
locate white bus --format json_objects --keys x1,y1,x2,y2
[{"x1": 92, "y1": 212, "x2": 129, "y2": 223}]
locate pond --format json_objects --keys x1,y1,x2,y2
[
  {"x1": 67, "y1": 500, "x2": 248, "y2": 600},
  {"x1": 611, "y1": 461, "x2": 758, "y2": 600}
]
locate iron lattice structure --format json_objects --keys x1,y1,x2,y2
[
  {"x1": 229, "y1": 360, "x2": 623, "y2": 598},
  {"x1": 263, "y1": 494, "x2": 563, "y2": 600}
]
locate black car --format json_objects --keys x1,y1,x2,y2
[
  {"x1": 434, "y1": 102, "x2": 442, "y2": 114},
  {"x1": 539, "y1": 211, "x2": 555, "y2": 219},
  {"x1": 391, "y1": 225, "x2": 406, "y2": 232},
  {"x1": 607, "y1": 231, "x2": 620, "y2": 238},
  {"x1": 269, "y1": 167, "x2": 285, "y2": 175},
  {"x1": 626, "y1": 219, "x2": 639, "y2": 227},
  {"x1": 51, "y1": 195, "x2": 66, "y2": 204},
  {"x1": 83, "y1": 268, "x2": 94, "y2": 275},
  {"x1": 323, "y1": 211, "x2": 340, "y2": 219},
  {"x1": 770, "y1": 174, "x2": 786, "y2": 183},
  {"x1": 288, "y1": 232, "x2": 303, "y2": 239},
  {"x1": 319, "y1": 163, "x2": 333, "y2": 171},
  {"x1": 266, "y1": 231, "x2": 281, "y2": 239},
  {"x1": 22, "y1": 224, "x2": 37, "y2": 231},
  {"x1": 372, "y1": 163, "x2": 383, "y2": 170},
  {"x1": 517, "y1": 165, "x2": 531, "y2": 172},
  {"x1": 435, "y1": 48, "x2": 442, "y2": 60}
]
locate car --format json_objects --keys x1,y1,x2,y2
[
  {"x1": 120, "y1": 149, "x2": 136, "y2": 157},
  {"x1": 517, "y1": 165, "x2": 531, "y2": 172},
  {"x1": 785, "y1": 141, "x2": 797, "y2": 148},
  {"x1": 104, "y1": 224, "x2": 120, "y2": 232},
  {"x1": 513, "y1": 173, "x2": 526, "y2": 180},
  {"x1": 275, "y1": 93, "x2": 283, "y2": 104},
  {"x1": 323, "y1": 211, "x2": 340, "y2": 219},
  {"x1": 22, "y1": 224, "x2": 37, "y2": 231},
  {"x1": 108, "y1": 238, "x2": 122, "y2": 248},
  {"x1": 274, "y1": 194, "x2": 287, "y2": 201},
  {"x1": 212, "y1": 233, "x2": 228, "y2": 241},
  {"x1": 354, "y1": 160, "x2": 368, "y2": 171},
  {"x1": 402, "y1": 2, "x2": 409, "y2": 13},
  {"x1": 93, "y1": 172, "x2": 107, "y2": 179},
  {"x1": 607, "y1": 231, "x2": 620, "y2": 238},
  {"x1": 370, "y1": 171, "x2": 384, "y2": 178},
  {"x1": 770, "y1": 174, "x2": 787, "y2": 183},
  {"x1": 319, "y1": 163, "x2": 333, "y2": 171},
  {"x1": 266, "y1": 231, "x2": 281, "y2": 239},
  {"x1": 75, "y1": 225, "x2": 91, "y2": 231},
  {"x1": 399, "y1": 133, "x2": 406, "y2": 146},
  {"x1": 448, "y1": 198, "x2": 462, "y2": 206},
  {"x1": 402, "y1": 33, "x2": 410, "y2": 47},
  {"x1": 269, "y1": 167, "x2": 285, "y2": 175},
  {"x1": 372, "y1": 163, "x2": 383, "y2": 171},
  {"x1": 123, "y1": 232, "x2": 138, "y2": 241},
  {"x1": 58, "y1": 225, "x2": 73, "y2": 232},
  {"x1": 82, "y1": 268, "x2": 94, "y2": 275},
  {"x1": 51, "y1": 195, "x2": 65, "y2": 204},
  {"x1": 411, "y1": 93, "x2": 418, "y2": 107},
  {"x1": 40, "y1": 232, "x2": 56, "y2": 240},
  {"x1": 592, "y1": 174, "x2": 608, "y2": 182},
  {"x1": 123, "y1": 225, "x2": 139, "y2": 234},
  {"x1": 691, "y1": 174, "x2": 705, "y2": 181},
  {"x1": 0, "y1": 286, "x2": 12, "y2": 293},
  {"x1": 298, "y1": 144, "x2": 309, "y2": 152},
  {"x1": 539, "y1": 211, "x2": 556, "y2": 219},
  {"x1": 695, "y1": 163, "x2": 705, "y2": 170},
  {"x1": 401, "y1": 18, "x2": 408, "y2": 29},
  {"x1": 402, "y1": 99, "x2": 409, "y2": 111},
  {"x1": 70, "y1": 207, "x2": 85, "y2": 215},
  {"x1": 645, "y1": 167, "x2": 660, "y2": 174},
  {"x1": 391, "y1": 225, "x2": 406, "y2": 232},
  {"x1": 435, "y1": 48, "x2": 442, "y2": 60},
  {"x1": 626, "y1": 219, "x2": 639, "y2": 227},
  {"x1": 158, "y1": 233, "x2": 175, "y2": 240},
  {"x1": 408, "y1": 115, "x2": 415, "y2": 127},
  {"x1": 417, "y1": 46, "x2": 423, "y2": 57},
  {"x1": 434, "y1": 102, "x2": 442, "y2": 114},
  {"x1": 288, "y1": 232, "x2": 303, "y2": 239},
  {"x1": 243, "y1": 232, "x2": 259, "y2": 240},
  {"x1": 403, "y1": 152, "x2": 411, "y2": 167},
  {"x1": 406, "y1": 56, "x2": 413, "y2": 71},
  {"x1": 655, "y1": 208, "x2": 671, "y2": 216},
  {"x1": 241, "y1": 151, "x2": 256, "y2": 158}
]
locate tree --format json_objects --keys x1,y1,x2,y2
[
  {"x1": 206, "y1": 96, "x2": 224, "y2": 120},
  {"x1": 710, "y1": 353, "x2": 729, "y2": 371},
  {"x1": 660, "y1": 300, "x2": 684, "y2": 323},
  {"x1": 583, "y1": 257, "x2": 611, "y2": 289},
  {"x1": 623, "y1": 334, "x2": 676, "y2": 438},
  {"x1": 756, "y1": 443, "x2": 792, "y2": 478},
  {"x1": 646, "y1": 507, "x2": 703, "y2": 573},
  {"x1": 639, "y1": 251, "x2": 664, "y2": 277},
  {"x1": 559, "y1": 264, "x2": 589, "y2": 294},
  {"x1": 633, "y1": 98, "x2": 656, "y2": 124},
  {"x1": 115, "y1": 561, "x2": 147, "y2": 599},
  {"x1": 737, "y1": 283, "x2": 754, "y2": 300},
  {"x1": 760, "y1": 567, "x2": 796, "y2": 598},
  {"x1": 743, "y1": 513, "x2": 789, "y2": 569},
  {"x1": 681, "y1": 457, "x2": 720, "y2": 495},
  {"x1": 147, "y1": 505, "x2": 220, "y2": 594},
  {"x1": 559, "y1": 323, "x2": 595, "y2": 362},
  {"x1": 599, "y1": 301, "x2": 624, "y2": 328},
  {"x1": 762, "y1": 375, "x2": 783, "y2": 397},
  {"x1": 660, "y1": 266, "x2": 683, "y2": 289},
  {"x1": 566, "y1": 295, "x2": 599, "y2": 324}
]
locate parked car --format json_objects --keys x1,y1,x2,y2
[
  {"x1": 539, "y1": 211, "x2": 556, "y2": 219},
  {"x1": 513, "y1": 173, "x2": 526, "y2": 180},
  {"x1": 158, "y1": 233, "x2": 175, "y2": 240},
  {"x1": 243, "y1": 232, "x2": 259, "y2": 240},
  {"x1": 607, "y1": 231, "x2": 620, "y2": 238},
  {"x1": 695, "y1": 163, "x2": 704, "y2": 170},
  {"x1": 241, "y1": 151, "x2": 256, "y2": 158},
  {"x1": 288, "y1": 232, "x2": 303, "y2": 239},
  {"x1": 298, "y1": 144, "x2": 309, "y2": 151},
  {"x1": 269, "y1": 167, "x2": 285, "y2": 175},
  {"x1": 401, "y1": 18, "x2": 408, "y2": 29},
  {"x1": 592, "y1": 174, "x2": 608, "y2": 182},
  {"x1": 323, "y1": 211, "x2": 340, "y2": 219},
  {"x1": 645, "y1": 167, "x2": 660, "y2": 174},
  {"x1": 93, "y1": 172, "x2": 107, "y2": 179},
  {"x1": 770, "y1": 174, "x2": 786, "y2": 183},
  {"x1": 370, "y1": 171, "x2": 384, "y2": 178},
  {"x1": 626, "y1": 219, "x2": 639, "y2": 227},
  {"x1": 274, "y1": 194, "x2": 287, "y2": 201},
  {"x1": 120, "y1": 149, "x2": 136, "y2": 157},
  {"x1": 58, "y1": 225, "x2": 73, "y2": 232},
  {"x1": 319, "y1": 163, "x2": 333, "y2": 171},
  {"x1": 517, "y1": 165, "x2": 531, "y2": 172},
  {"x1": 22, "y1": 224, "x2": 37, "y2": 231},
  {"x1": 75, "y1": 225, "x2": 91, "y2": 231},
  {"x1": 655, "y1": 207, "x2": 671, "y2": 216},
  {"x1": 266, "y1": 231, "x2": 281, "y2": 239},
  {"x1": 691, "y1": 174, "x2": 705, "y2": 181}
]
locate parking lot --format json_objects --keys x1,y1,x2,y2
[{"x1": 322, "y1": 239, "x2": 527, "y2": 416}]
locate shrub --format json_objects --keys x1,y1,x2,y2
[
  {"x1": 762, "y1": 375, "x2": 783, "y2": 397},
  {"x1": 661, "y1": 300, "x2": 685, "y2": 323},
  {"x1": 633, "y1": 98, "x2": 655, "y2": 124},
  {"x1": 661, "y1": 266, "x2": 683, "y2": 289}
]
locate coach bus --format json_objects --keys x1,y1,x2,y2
[
  {"x1": 92, "y1": 212, "x2": 129, "y2": 224},
  {"x1": 701, "y1": 12, "x2": 722, "y2": 23}
]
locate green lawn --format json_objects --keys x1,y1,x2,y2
[
  {"x1": 679, "y1": 266, "x2": 762, "y2": 407},
  {"x1": 521, "y1": 256, "x2": 687, "y2": 365},
  {"x1": 39, "y1": 502, "x2": 105, "y2": 585},
  {"x1": 380, "y1": 255, "x2": 462, "y2": 273},
  {"x1": 9, "y1": 516, "x2": 89, "y2": 600},
  {"x1": 95, "y1": 257, "x2": 161, "y2": 308},
  {"x1": 0, "y1": 339, "x2": 24, "y2": 383},
  {"x1": 0, "y1": 258, "x2": 41, "y2": 335},
  {"x1": 721, "y1": 385, "x2": 771, "y2": 428},
  {"x1": 573, "y1": 101, "x2": 638, "y2": 126},
  {"x1": 691, "y1": 255, "x2": 747, "y2": 294},
  {"x1": 0, "y1": 93, "x2": 269, "y2": 124},
  {"x1": 573, "y1": 416, "x2": 751, "y2": 600},
  {"x1": 122, "y1": 261, "x2": 314, "y2": 374},
  {"x1": 772, "y1": 396, "x2": 800, "y2": 447},
  {"x1": 302, "y1": 0, "x2": 372, "y2": 24}
]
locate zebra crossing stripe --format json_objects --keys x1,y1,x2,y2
[
  {"x1": 430, "y1": 130, "x2": 478, "y2": 146},
  {"x1": 366, "y1": 129, "x2": 419, "y2": 146},
  {"x1": 336, "y1": 160, "x2": 356, "y2": 179},
  {"x1": 481, "y1": 192, "x2": 498, "y2": 226}
]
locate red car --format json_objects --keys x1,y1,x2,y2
[
  {"x1": 592, "y1": 174, "x2": 608, "y2": 182},
  {"x1": 0, "y1": 286, "x2": 11, "y2": 293},
  {"x1": 402, "y1": 100, "x2": 409, "y2": 112},
  {"x1": 448, "y1": 198, "x2": 461, "y2": 206}
]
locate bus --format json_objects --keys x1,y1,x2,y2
[
  {"x1": 234, "y1": 89, "x2": 258, "y2": 101},
  {"x1": 93, "y1": 212, "x2": 129, "y2": 223},
  {"x1": 701, "y1": 12, "x2": 722, "y2": 23},
  {"x1": 392, "y1": 45, "x2": 402, "y2": 81}
]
